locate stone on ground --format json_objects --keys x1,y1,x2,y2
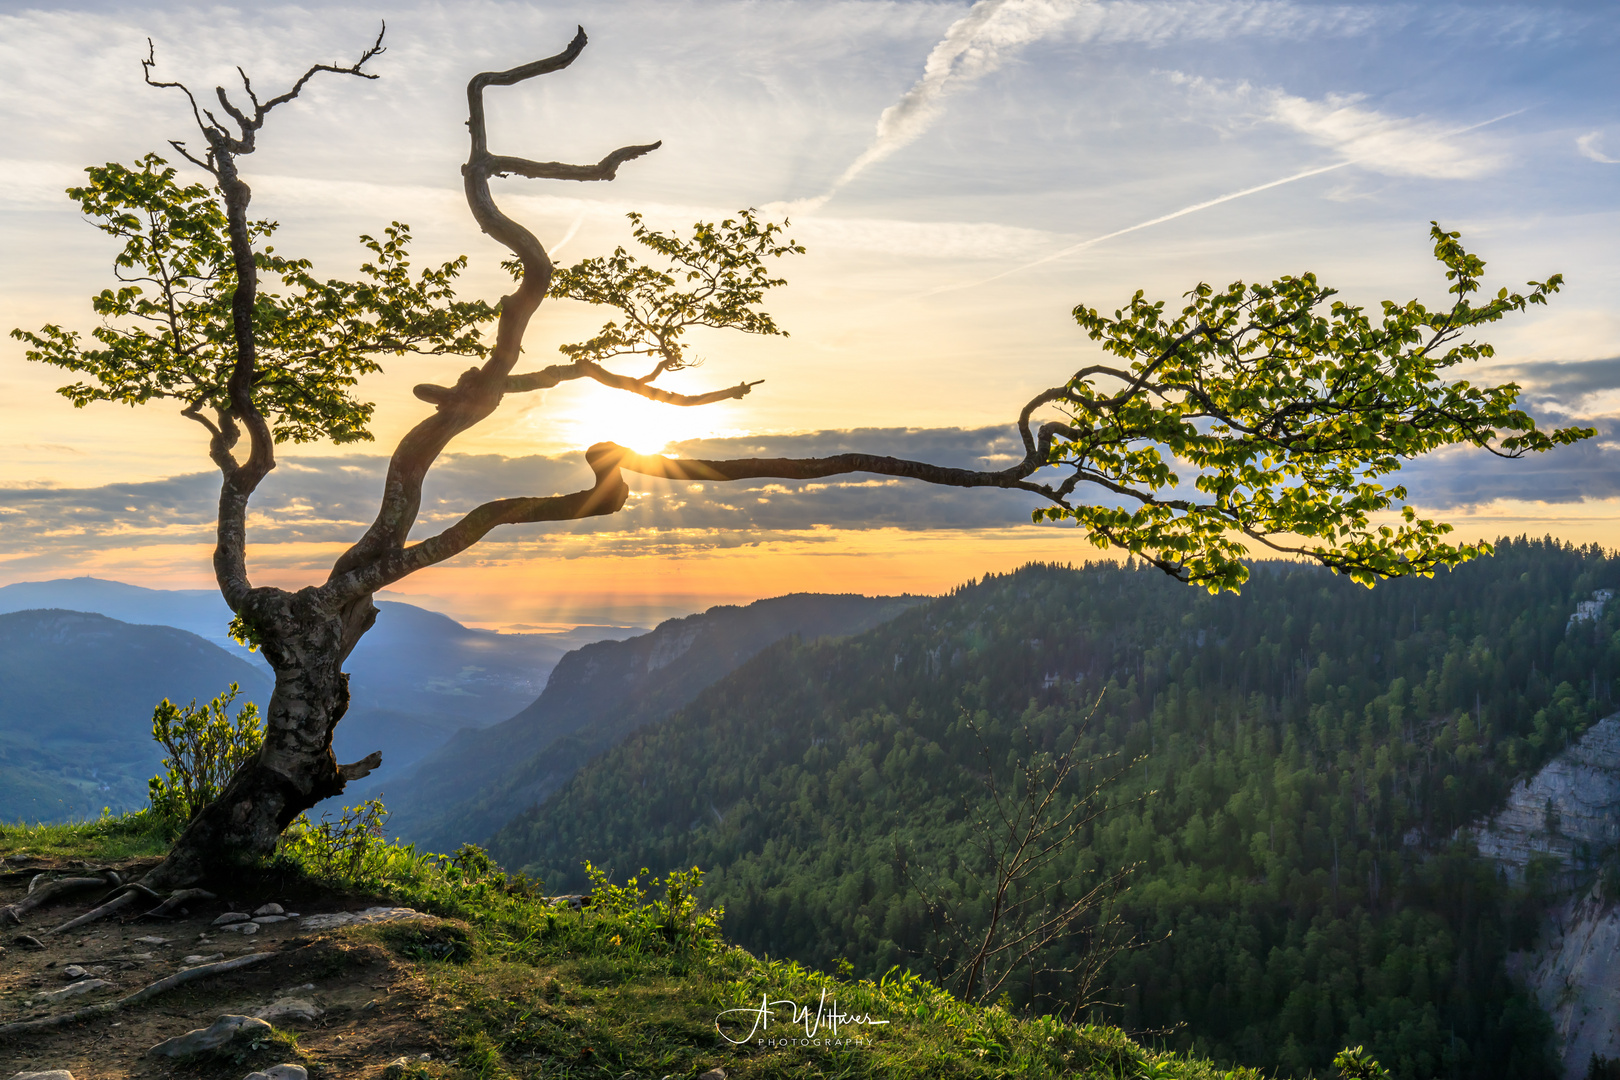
[
  {"x1": 253, "y1": 997, "x2": 323, "y2": 1023},
  {"x1": 242, "y1": 1066, "x2": 306, "y2": 1080},
  {"x1": 299, "y1": 906, "x2": 430, "y2": 931},
  {"x1": 147, "y1": 1015, "x2": 274, "y2": 1058},
  {"x1": 34, "y1": 979, "x2": 110, "y2": 1003}
]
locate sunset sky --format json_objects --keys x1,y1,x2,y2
[{"x1": 1, "y1": 0, "x2": 1616, "y2": 630}]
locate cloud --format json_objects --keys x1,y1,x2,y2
[
  {"x1": 790, "y1": 0, "x2": 1084, "y2": 212},
  {"x1": 1172, "y1": 74, "x2": 1508, "y2": 179},
  {"x1": 1265, "y1": 90, "x2": 1507, "y2": 178},
  {"x1": 1395, "y1": 417, "x2": 1620, "y2": 509},
  {"x1": 0, "y1": 428, "x2": 1060, "y2": 558},
  {"x1": 7, "y1": 410, "x2": 1619, "y2": 565},
  {"x1": 1492, "y1": 357, "x2": 1620, "y2": 417},
  {"x1": 1577, "y1": 132, "x2": 1619, "y2": 164}
]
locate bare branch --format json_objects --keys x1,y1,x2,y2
[
  {"x1": 330, "y1": 28, "x2": 658, "y2": 590},
  {"x1": 579, "y1": 361, "x2": 761, "y2": 405},
  {"x1": 485, "y1": 144, "x2": 662, "y2": 183},
  {"x1": 331, "y1": 444, "x2": 630, "y2": 598},
  {"x1": 605, "y1": 444, "x2": 1062, "y2": 499}
]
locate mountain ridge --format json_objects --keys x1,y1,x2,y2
[{"x1": 377, "y1": 592, "x2": 922, "y2": 853}]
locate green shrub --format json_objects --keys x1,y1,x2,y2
[
  {"x1": 583, "y1": 860, "x2": 724, "y2": 953},
  {"x1": 1335, "y1": 1045, "x2": 1391, "y2": 1079},
  {"x1": 280, "y1": 798, "x2": 388, "y2": 881},
  {"x1": 147, "y1": 683, "x2": 263, "y2": 832}
]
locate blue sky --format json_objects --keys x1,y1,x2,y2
[{"x1": 0, "y1": 0, "x2": 1615, "y2": 625}]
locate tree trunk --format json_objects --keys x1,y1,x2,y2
[{"x1": 143, "y1": 587, "x2": 381, "y2": 890}]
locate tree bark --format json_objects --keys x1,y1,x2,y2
[{"x1": 143, "y1": 589, "x2": 376, "y2": 889}]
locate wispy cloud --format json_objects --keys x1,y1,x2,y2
[
  {"x1": 1263, "y1": 90, "x2": 1507, "y2": 179},
  {"x1": 1577, "y1": 132, "x2": 1619, "y2": 164},
  {"x1": 788, "y1": 0, "x2": 1085, "y2": 213},
  {"x1": 1172, "y1": 74, "x2": 1510, "y2": 179}
]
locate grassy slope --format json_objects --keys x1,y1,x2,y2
[{"x1": 0, "y1": 815, "x2": 1262, "y2": 1080}]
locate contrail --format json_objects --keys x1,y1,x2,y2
[
  {"x1": 784, "y1": 0, "x2": 1084, "y2": 214},
  {"x1": 550, "y1": 213, "x2": 585, "y2": 257},
  {"x1": 949, "y1": 160, "x2": 1355, "y2": 291},
  {"x1": 924, "y1": 107, "x2": 1530, "y2": 296}
]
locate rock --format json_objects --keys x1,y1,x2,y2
[
  {"x1": 223, "y1": 921, "x2": 260, "y2": 935},
  {"x1": 8, "y1": 1071, "x2": 76, "y2": 1079},
  {"x1": 212, "y1": 911, "x2": 251, "y2": 926},
  {"x1": 253, "y1": 915, "x2": 290, "y2": 924},
  {"x1": 62, "y1": 965, "x2": 88, "y2": 980},
  {"x1": 133, "y1": 935, "x2": 169, "y2": 945},
  {"x1": 14, "y1": 934, "x2": 44, "y2": 949},
  {"x1": 1470, "y1": 714, "x2": 1620, "y2": 879},
  {"x1": 253, "y1": 997, "x2": 323, "y2": 1023},
  {"x1": 242, "y1": 1066, "x2": 306, "y2": 1080},
  {"x1": 549, "y1": 894, "x2": 588, "y2": 910},
  {"x1": 148, "y1": 1015, "x2": 274, "y2": 1058},
  {"x1": 299, "y1": 906, "x2": 431, "y2": 931},
  {"x1": 253, "y1": 903, "x2": 285, "y2": 917},
  {"x1": 698, "y1": 1069, "x2": 728, "y2": 1080},
  {"x1": 34, "y1": 979, "x2": 111, "y2": 1003},
  {"x1": 182, "y1": 953, "x2": 225, "y2": 965},
  {"x1": 1513, "y1": 878, "x2": 1620, "y2": 1079}
]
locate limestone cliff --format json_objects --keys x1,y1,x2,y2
[
  {"x1": 1472, "y1": 714, "x2": 1620, "y2": 879},
  {"x1": 1467, "y1": 708, "x2": 1620, "y2": 1078},
  {"x1": 1512, "y1": 882, "x2": 1620, "y2": 1078}
]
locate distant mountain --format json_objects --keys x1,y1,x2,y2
[
  {"x1": 0, "y1": 609, "x2": 272, "y2": 823},
  {"x1": 0, "y1": 578, "x2": 240, "y2": 650},
  {"x1": 379, "y1": 593, "x2": 920, "y2": 854},
  {"x1": 0, "y1": 578, "x2": 617, "y2": 778}
]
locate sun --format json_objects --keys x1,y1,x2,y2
[{"x1": 546, "y1": 381, "x2": 741, "y2": 456}]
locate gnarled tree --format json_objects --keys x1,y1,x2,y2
[{"x1": 13, "y1": 26, "x2": 1590, "y2": 893}]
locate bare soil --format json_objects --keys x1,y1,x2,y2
[{"x1": 0, "y1": 856, "x2": 446, "y2": 1079}]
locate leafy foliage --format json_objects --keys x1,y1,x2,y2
[
  {"x1": 583, "y1": 861, "x2": 725, "y2": 952},
  {"x1": 1336, "y1": 1045, "x2": 1393, "y2": 1079},
  {"x1": 1041, "y1": 225, "x2": 1592, "y2": 591},
  {"x1": 544, "y1": 209, "x2": 804, "y2": 373},
  {"x1": 147, "y1": 682, "x2": 263, "y2": 832},
  {"x1": 10, "y1": 154, "x2": 495, "y2": 444},
  {"x1": 500, "y1": 540, "x2": 1617, "y2": 1078},
  {"x1": 280, "y1": 797, "x2": 390, "y2": 881}
]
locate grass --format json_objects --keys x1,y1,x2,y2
[
  {"x1": 2, "y1": 814, "x2": 1290, "y2": 1079},
  {"x1": 0, "y1": 809, "x2": 169, "y2": 863}
]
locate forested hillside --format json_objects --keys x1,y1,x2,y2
[
  {"x1": 0, "y1": 609, "x2": 271, "y2": 821},
  {"x1": 495, "y1": 539, "x2": 1619, "y2": 1080},
  {"x1": 382, "y1": 593, "x2": 918, "y2": 852}
]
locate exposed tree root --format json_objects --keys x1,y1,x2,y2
[
  {"x1": 0, "y1": 872, "x2": 120, "y2": 925},
  {"x1": 140, "y1": 887, "x2": 215, "y2": 920},
  {"x1": 0, "y1": 951, "x2": 276, "y2": 1039},
  {"x1": 41, "y1": 885, "x2": 150, "y2": 937}
]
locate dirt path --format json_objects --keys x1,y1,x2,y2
[{"x1": 0, "y1": 856, "x2": 445, "y2": 1078}]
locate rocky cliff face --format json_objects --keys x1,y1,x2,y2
[
  {"x1": 1512, "y1": 882, "x2": 1620, "y2": 1079},
  {"x1": 1468, "y1": 709, "x2": 1620, "y2": 1078},
  {"x1": 1472, "y1": 714, "x2": 1620, "y2": 880}
]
